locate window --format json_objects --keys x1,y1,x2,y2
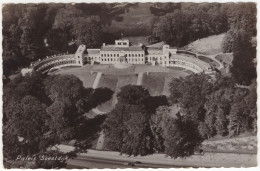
[
  {"x1": 101, "y1": 54, "x2": 103, "y2": 57},
  {"x1": 118, "y1": 43, "x2": 121, "y2": 45},
  {"x1": 117, "y1": 54, "x2": 119, "y2": 57},
  {"x1": 138, "y1": 54, "x2": 140, "y2": 57},
  {"x1": 78, "y1": 56, "x2": 80, "y2": 58}
]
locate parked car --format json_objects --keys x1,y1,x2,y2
[
  {"x1": 134, "y1": 161, "x2": 142, "y2": 165},
  {"x1": 194, "y1": 149, "x2": 205, "y2": 156},
  {"x1": 123, "y1": 162, "x2": 135, "y2": 166}
]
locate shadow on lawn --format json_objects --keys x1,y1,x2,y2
[{"x1": 84, "y1": 87, "x2": 114, "y2": 112}]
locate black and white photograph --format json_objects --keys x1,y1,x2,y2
[{"x1": 1, "y1": 0, "x2": 258, "y2": 169}]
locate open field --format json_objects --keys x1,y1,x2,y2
[
  {"x1": 106, "y1": 3, "x2": 154, "y2": 33},
  {"x1": 182, "y1": 34, "x2": 225, "y2": 55}
]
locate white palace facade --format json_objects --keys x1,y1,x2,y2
[
  {"x1": 23, "y1": 39, "x2": 213, "y2": 75},
  {"x1": 85, "y1": 39, "x2": 213, "y2": 73}
]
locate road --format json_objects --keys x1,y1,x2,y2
[
  {"x1": 65, "y1": 149, "x2": 257, "y2": 168},
  {"x1": 67, "y1": 156, "x2": 193, "y2": 169}
]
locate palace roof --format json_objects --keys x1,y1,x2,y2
[
  {"x1": 101, "y1": 45, "x2": 143, "y2": 51},
  {"x1": 87, "y1": 49, "x2": 100, "y2": 54}
]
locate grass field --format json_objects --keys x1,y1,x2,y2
[
  {"x1": 182, "y1": 34, "x2": 225, "y2": 55},
  {"x1": 142, "y1": 72, "x2": 166, "y2": 96},
  {"x1": 56, "y1": 67, "x2": 96, "y2": 88},
  {"x1": 97, "y1": 76, "x2": 118, "y2": 112},
  {"x1": 108, "y1": 3, "x2": 153, "y2": 29}
]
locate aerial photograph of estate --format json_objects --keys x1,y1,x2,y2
[{"x1": 2, "y1": 1, "x2": 257, "y2": 169}]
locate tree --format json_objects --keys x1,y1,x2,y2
[
  {"x1": 72, "y1": 16, "x2": 102, "y2": 47},
  {"x1": 164, "y1": 117, "x2": 202, "y2": 158},
  {"x1": 102, "y1": 103, "x2": 155, "y2": 156},
  {"x1": 3, "y1": 133, "x2": 22, "y2": 160},
  {"x1": 4, "y1": 95, "x2": 48, "y2": 156},
  {"x1": 46, "y1": 101, "x2": 78, "y2": 141},
  {"x1": 44, "y1": 75, "x2": 84, "y2": 106},
  {"x1": 230, "y1": 31, "x2": 256, "y2": 85},
  {"x1": 221, "y1": 30, "x2": 235, "y2": 53},
  {"x1": 169, "y1": 74, "x2": 213, "y2": 122},
  {"x1": 228, "y1": 99, "x2": 250, "y2": 137},
  {"x1": 214, "y1": 107, "x2": 228, "y2": 136},
  {"x1": 120, "y1": 105, "x2": 154, "y2": 156},
  {"x1": 244, "y1": 81, "x2": 257, "y2": 133},
  {"x1": 117, "y1": 85, "x2": 150, "y2": 105},
  {"x1": 149, "y1": 106, "x2": 171, "y2": 152}
]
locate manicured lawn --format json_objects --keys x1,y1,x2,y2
[
  {"x1": 93, "y1": 65, "x2": 136, "y2": 75},
  {"x1": 98, "y1": 74, "x2": 138, "y2": 111},
  {"x1": 97, "y1": 76, "x2": 118, "y2": 112},
  {"x1": 56, "y1": 67, "x2": 97, "y2": 88},
  {"x1": 116, "y1": 75, "x2": 138, "y2": 91},
  {"x1": 98, "y1": 75, "x2": 118, "y2": 91},
  {"x1": 142, "y1": 72, "x2": 166, "y2": 96}
]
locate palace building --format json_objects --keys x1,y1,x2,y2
[
  {"x1": 85, "y1": 39, "x2": 146, "y2": 65},
  {"x1": 23, "y1": 39, "x2": 213, "y2": 76},
  {"x1": 85, "y1": 39, "x2": 212, "y2": 73}
]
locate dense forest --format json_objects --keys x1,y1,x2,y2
[
  {"x1": 2, "y1": 2, "x2": 257, "y2": 168},
  {"x1": 102, "y1": 74, "x2": 256, "y2": 158}
]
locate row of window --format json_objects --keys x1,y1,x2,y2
[
  {"x1": 147, "y1": 56, "x2": 167, "y2": 61},
  {"x1": 101, "y1": 53, "x2": 144, "y2": 57},
  {"x1": 117, "y1": 42, "x2": 127, "y2": 45},
  {"x1": 38, "y1": 60, "x2": 77, "y2": 72},
  {"x1": 172, "y1": 61, "x2": 201, "y2": 71},
  {"x1": 101, "y1": 58, "x2": 144, "y2": 62}
]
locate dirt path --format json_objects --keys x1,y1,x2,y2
[
  {"x1": 92, "y1": 72, "x2": 102, "y2": 89},
  {"x1": 136, "y1": 72, "x2": 144, "y2": 85},
  {"x1": 96, "y1": 131, "x2": 105, "y2": 150}
]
